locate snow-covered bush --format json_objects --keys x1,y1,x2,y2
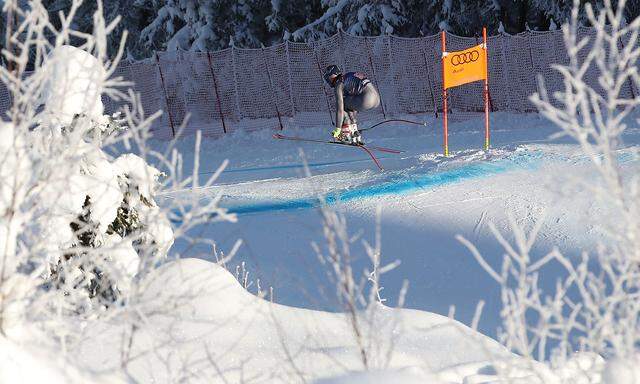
[
  {"x1": 46, "y1": 141, "x2": 173, "y2": 310},
  {"x1": 459, "y1": 0, "x2": 640, "y2": 380},
  {"x1": 0, "y1": 0, "x2": 234, "y2": 341}
]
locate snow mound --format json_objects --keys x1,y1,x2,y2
[
  {"x1": 314, "y1": 368, "x2": 442, "y2": 384},
  {"x1": 82, "y1": 257, "x2": 511, "y2": 383},
  {"x1": 141, "y1": 257, "x2": 255, "y2": 316},
  {"x1": 0, "y1": 337, "x2": 124, "y2": 384},
  {"x1": 602, "y1": 357, "x2": 640, "y2": 384},
  {"x1": 39, "y1": 45, "x2": 105, "y2": 126}
]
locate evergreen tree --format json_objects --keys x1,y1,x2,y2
[
  {"x1": 39, "y1": 0, "x2": 155, "y2": 58},
  {"x1": 495, "y1": 0, "x2": 604, "y2": 35},
  {"x1": 625, "y1": 0, "x2": 640, "y2": 21},
  {"x1": 441, "y1": 0, "x2": 498, "y2": 36},
  {"x1": 4, "y1": 0, "x2": 639, "y2": 60},
  {"x1": 291, "y1": 0, "x2": 407, "y2": 41},
  {"x1": 139, "y1": 0, "x2": 271, "y2": 52},
  {"x1": 398, "y1": 0, "x2": 446, "y2": 36},
  {"x1": 106, "y1": 0, "x2": 157, "y2": 58},
  {"x1": 266, "y1": 0, "x2": 323, "y2": 41}
]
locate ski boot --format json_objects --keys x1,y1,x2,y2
[{"x1": 332, "y1": 123, "x2": 363, "y2": 145}]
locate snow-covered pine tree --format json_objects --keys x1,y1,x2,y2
[
  {"x1": 0, "y1": 29, "x2": 173, "y2": 313},
  {"x1": 48, "y1": 123, "x2": 172, "y2": 310},
  {"x1": 396, "y1": 0, "x2": 446, "y2": 36},
  {"x1": 8, "y1": 0, "x2": 640, "y2": 59},
  {"x1": 291, "y1": 0, "x2": 497, "y2": 40},
  {"x1": 139, "y1": 0, "x2": 271, "y2": 52},
  {"x1": 103, "y1": 0, "x2": 157, "y2": 59},
  {"x1": 438, "y1": 0, "x2": 498, "y2": 36},
  {"x1": 522, "y1": 0, "x2": 575, "y2": 32},
  {"x1": 626, "y1": 0, "x2": 640, "y2": 22},
  {"x1": 40, "y1": 0, "x2": 155, "y2": 59},
  {"x1": 495, "y1": 0, "x2": 603, "y2": 35},
  {"x1": 266, "y1": 0, "x2": 323, "y2": 41},
  {"x1": 291, "y1": 0, "x2": 406, "y2": 41}
]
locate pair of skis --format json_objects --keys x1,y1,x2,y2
[
  {"x1": 273, "y1": 119, "x2": 425, "y2": 170},
  {"x1": 272, "y1": 133, "x2": 402, "y2": 171}
]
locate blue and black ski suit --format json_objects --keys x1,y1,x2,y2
[{"x1": 332, "y1": 72, "x2": 380, "y2": 129}]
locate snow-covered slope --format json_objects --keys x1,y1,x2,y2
[
  {"x1": 0, "y1": 337, "x2": 124, "y2": 384},
  {"x1": 68, "y1": 111, "x2": 639, "y2": 383},
  {"x1": 73, "y1": 257, "x2": 510, "y2": 383},
  {"x1": 155, "y1": 112, "x2": 640, "y2": 337}
]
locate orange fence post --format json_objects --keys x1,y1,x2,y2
[
  {"x1": 206, "y1": 51, "x2": 228, "y2": 134},
  {"x1": 261, "y1": 47, "x2": 284, "y2": 131},
  {"x1": 312, "y1": 45, "x2": 336, "y2": 126},
  {"x1": 365, "y1": 38, "x2": 387, "y2": 119},
  {"x1": 155, "y1": 52, "x2": 176, "y2": 138},
  {"x1": 483, "y1": 27, "x2": 490, "y2": 151},
  {"x1": 421, "y1": 45, "x2": 438, "y2": 118},
  {"x1": 441, "y1": 31, "x2": 449, "y2": 157}
]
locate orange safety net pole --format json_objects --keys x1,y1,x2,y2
[
  {"x1": 261, "y1": 47, "x2": 284, "y2": 131},
  {"x1": 365, "y1": 38, "x2": 387, "y2": 119},
  {"x1": 155, "y1": 52, "x2": 176, "y2": 138},
  {"x1": 483, "y1": 27, "x2": 490, "y2": 151},
  {"x1": 441, "y1": 31, "x2": 449, "y2": 157},
  {"x1": 206, "y1": 51, "x2": 228, "y2": 134},
  {"x1": 312, "y1": 46, "x2": 336, "y2": 126}
]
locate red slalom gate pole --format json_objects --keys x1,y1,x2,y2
[
  {"x1": 441, "y1": 31, "x2": 449, "y2": 157},
  {"x1": 207, "y1": 51, "x2": 228, "y2": 134},
  {"x1": 483, "y1": 27, "x2": 490, "y2": 151}
]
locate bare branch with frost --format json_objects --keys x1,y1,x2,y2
[
  {"x1": 0, "y1": 5, "x2": 241, "y2": 380},
  {"x1": 457, "y1": 1, "x2": 640, "y2": 379}
]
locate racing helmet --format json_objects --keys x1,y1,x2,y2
[{"x1": 323, "y1": 64, "x2": 342, "y2": 86}]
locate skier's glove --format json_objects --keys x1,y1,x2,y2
[{"x1": 331, "y1": 127, "x2": 341, "y2": 139}]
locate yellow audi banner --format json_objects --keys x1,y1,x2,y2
[{"x1": 442, "y1": 44, "x2": 487, "y2": 90}]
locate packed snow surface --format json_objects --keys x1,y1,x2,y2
[
  {"x1": 74, "y1": 257, "x2": 512, "y2": 383},
  {"x1": 7, "y1": 112, "x2": 639, "y2": 383},
  {"x1": 158, "y1": 112, "x2": 640, "y2": 336},
  {"x1": 96, "y1": 111, "x2": 635, "y2": 382}
]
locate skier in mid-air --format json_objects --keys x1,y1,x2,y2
[{"x1": 323, "y1": 65, "x2": 380, "y2": 145}]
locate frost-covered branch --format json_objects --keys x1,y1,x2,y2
[
  {"x1": 311, "y1": 186, "x2": 406, "y2": 370},
  {"x1": 531, "y1": 0, "x2": 640, "y2": 260},
  {"x1": 0, "y1": 1, "x2": 237, "y2": 361},
  {"x1": 458, "y1": 0, "x2": 640, "y2": 379}
]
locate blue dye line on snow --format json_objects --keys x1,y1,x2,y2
[{"x1": 222, "y1": 154, "x2": 541, "y2": 216}]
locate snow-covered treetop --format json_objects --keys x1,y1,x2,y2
[{"x1": 29, "y1": 0, "x2": 622, "y2": 58}]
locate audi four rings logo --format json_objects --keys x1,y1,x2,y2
[{"x1": 451, "y1": 50, "x2": 480, "y2": 66}]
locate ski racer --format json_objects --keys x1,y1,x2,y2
[{"x1": 323, "y1": 65, "x2": 380, "y2": 145}]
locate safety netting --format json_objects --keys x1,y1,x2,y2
[{"x1": 2, "y1": 28, "x2": 633, "y2": 140}]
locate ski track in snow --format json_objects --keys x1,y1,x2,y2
[
  {"x1": 218, "y1": 150, "x2": 541, "y2": 216},
  {"x1": 164, "y1": 145, "x2": 550, "y2": 220},
  {"x1": 473, "y1": 210, "x2": 488, "y2": 240},
  {"x1": 204, "y1": 156, "x2": 393, "y2": 175},
  {"x1": 164, "y1": 143, "x2": 636, "y2": 220}
]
